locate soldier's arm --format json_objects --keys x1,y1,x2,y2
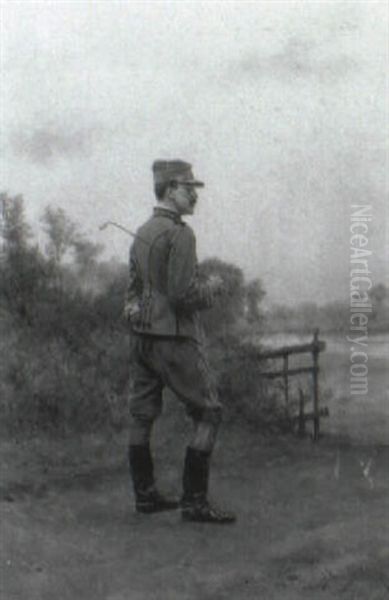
[
  {"x1": 167, "y1": 226, "x2": 217, "y2": 312},
  {"x1": 124, "y1": 247, "x2": 142, "y2": 321}
]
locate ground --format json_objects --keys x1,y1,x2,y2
[
  {"x1": 1, "y1": 423, "x2": 388, "y2": 600},
  {"x1": 2, "y1": 334, "x2": 388, "y2": 599}
]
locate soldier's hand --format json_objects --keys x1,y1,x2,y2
[
  {"x1": 123, "y1": 301, "x2": 141, "y2": 323},
  {"x1": 208, "y1": 274, "x2": 225, "y2": 296}
]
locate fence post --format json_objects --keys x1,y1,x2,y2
[
  {"x1": 298, "y1": 388, "x2": 306, "y2": 437},
  {"x1": 312, "y1": 329, "x2": 320, "y2": 441},
  {"x1": 283, "y1": 354, "x2": 289, "y2": 405}
]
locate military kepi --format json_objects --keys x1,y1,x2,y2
[{"x1": 152, "y1": 160, "x2": 204, "y2": 187}]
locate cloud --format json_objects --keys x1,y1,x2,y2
[
  {"x1": 228, "y1": 37, "x2": 358, "y2": 84},
  {"x1": 10, "y1": 122, "x2": 104, "y2": 165}
]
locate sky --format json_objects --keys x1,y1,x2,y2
[{"x1": 1, "y1": 1, "x2": 388, "y2": 305}]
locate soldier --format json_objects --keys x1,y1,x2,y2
[{"x1": 124, "y1": 160, "x2": 236, "y2": 524}]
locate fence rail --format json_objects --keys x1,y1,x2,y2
[{"x1": 258, "y1": 329, "x2": 327, "y2": 441}]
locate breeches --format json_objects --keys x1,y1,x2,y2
[{"x1": 129, "y1": 335, "x2": 222, "y2": 452}]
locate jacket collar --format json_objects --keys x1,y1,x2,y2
[{"x1": 153, "y1": 207, "x2": 183, "y2": 224}]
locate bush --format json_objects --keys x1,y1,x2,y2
[
  {"x1": 0, "y1": 326, "x2": 130, "y2": 435},
  {"x1": 208, "y1": 334, "x2": 293, "y2": 433}
]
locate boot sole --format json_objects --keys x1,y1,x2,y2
[
  {"x1": 182, "y1": 513, "x2": 236, "y2": 524},
  {"x1": 136, "y1": 504, "x2": 179, "y2": 514}
]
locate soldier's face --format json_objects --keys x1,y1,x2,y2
[{"x1": 171, "y1": 183, "x2": 198, "y2": 215}]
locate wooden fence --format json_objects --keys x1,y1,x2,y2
[{"x1": 258, "y1": 329, "x2": 328, "y2": 441}]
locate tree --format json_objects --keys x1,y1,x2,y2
[
  {"x1": 370, "y1": 283, "x2": 387, "y2": 307},
  {"x1": 246, "y1": 278, "x2": 266, "y2": 324},
  {"x1": 370, "y1": 283, "x2": 389, "y2": 330},
  {"x1": 0, "y1": 193, "x2": 47, "y2": 324},
  {"x1": 199, "y1": 258, "x2": 247, "y2": 339},
  {"x1": 41, "y1": 206, "x2": 77, "y2": 264},
  {"x1": 73, "y1": 238, "x2": 103, "y2": 272},
  {"x1": 70, "y1": 237, "x2": 104, "y2": 294},
  {"x1": 0, "y1": 192, "x2": 31, "y2": 256}
]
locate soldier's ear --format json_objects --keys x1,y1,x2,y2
[{"x1": 167, "y1": 181, "x2": 178, "y2": 200}]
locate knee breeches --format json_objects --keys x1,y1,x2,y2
[{"x1": 129, "y1": 335, "x2": 222, "y2": 450}]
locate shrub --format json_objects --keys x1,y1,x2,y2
[
  {"x1": 0, "y1": 327, "x2": 130, "y2": 435},
  {"x1": 208, "y1": 334, "x2": 293, "y2": 433}
]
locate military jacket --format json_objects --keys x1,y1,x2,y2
[{"x1": 125, "y1": 207, "x2": 215, "y2": 340}]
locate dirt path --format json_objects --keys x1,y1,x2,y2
[{"x1": 1, "y1": 431, "x2": 388, "y2": 600}]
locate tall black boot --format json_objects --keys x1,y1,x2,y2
[
  {"x1": 129, "y1": 445, "x2": 179, "y2": 513},
  {"x1": 181, "y1": 447, "x2": 236, "y2": 524}
]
